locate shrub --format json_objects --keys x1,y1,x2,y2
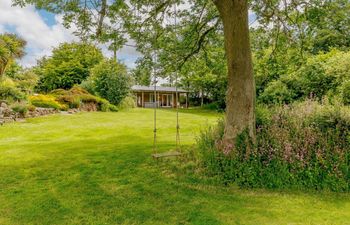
[
  {"x1": 50, "y1": 86, "x2": 118, "y2": 112},
  {"x1": 0, "y1": 78, "x2": 26, "y2": 102},
  {"x1": 29, "y1": 94, "x2": 65, "y2": 110},
  {"x1": 118, "y1": 96, "x2": 136, "y2": 110},
  {"x1": 259, "y1": 80, "x2": 294, "y2": 104},
  {"x1": 90, "y1": 60, "x2": 132, "y2": 105},
  {"x1": 202, "y1": 102, "x2": 221, "y2": 111},
  {"x1": 255, "y1": 104, "x2": 272, "y2": 127},
  {"x1": 340, "y1": 80, "x2": 350, "y2": 105},
  {"x1": 27, "y1": 104, "x2": 36, "y2": 112},
  {"x1": 11, "y1": 102, "x2": 28, "y2": 117},
  {"x1": 79, "y1": 79, "x2": 95, "y2": 94},
  {"x1": 6, "y1": 66, "x2": 39, "y2": 95},
  {"x1": 197, "y1": 100, "x2": 350, "y2": 191}
]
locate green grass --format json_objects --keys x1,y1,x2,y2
[{"x1": 0, "y1": 108, "x2": 349, "y2": 225}]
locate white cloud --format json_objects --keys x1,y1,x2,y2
[
  {"x1": 0, "y1": 0, "x2": 76, "y2": 67},
  {"x1": 0, "y1": 0, "x2": 141, "y2": 68}
]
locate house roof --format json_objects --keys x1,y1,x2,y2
[{"x1": 131, "y1": 85, "x2": 188, "y2": 93}]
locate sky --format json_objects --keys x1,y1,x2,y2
[
  {"x1": 0, "y1": 0, "x2": 257, "y2": 69},
  {"x1": 0, "y1": 0, "x2": 140, "y2": 68}
]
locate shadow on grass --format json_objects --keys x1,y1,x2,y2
[{"x1": 1, "y1": 134, "x2": 349, "y2": 224}]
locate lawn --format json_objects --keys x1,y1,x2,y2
[{"x1": 0, "y1": 108, "x2": 349, "y2": 225}]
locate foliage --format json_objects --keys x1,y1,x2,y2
[
  {"x1": 259, "y1": 80, "x2": 294, "y2": 104},
  {"x1": 11, "y1": 102, "x2": 28, "y2": 117},
  {"x1": 0, "y1": 77, "x2": 26, "y2": 103},
  {"x1": 131, "y1": 58, "x2": 152, "y2": 86},
  {"x1": 198, "y1": 100, "x2": 350, "y2": 191},
  {"x1": 79, "y1": 79, "x2": 95, "y2": 94},
  {"x1": 340, "y1": 80, "x2": 350, "y2": 105},
  {"x1": 29, "y1": 94, "x2": 66, "y2": 110},
  {"x1": 35, "y1": 42, "x2": 103, "y2": 92},
  {"x1": 51, "y1": 86, "x2": 118, "y2": 112},
  {"x1": 256, "y1": 49, "x2": 350, "y2": 104},
  {"x1": 117, "y1": 95, "x2": 136, "y2": 110},
  {"x1": 5, "y1": 64, "x2": 39, "y2": 94},
  {"x1": 0, "y1": 63, "x2": 38, "y2": 104},
  {"x1": 0, "y1": 33, "x2": 26, "y2": 78},
  {"x1": 252, "y1": 0, "x2": 350, "y2": 55},
  {"x1": 90, "y1": 60, "x2": 132, "y2": 105}
]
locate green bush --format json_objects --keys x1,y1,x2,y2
[
  {"x1": 256, "y1": 50, "x2": 350, "y2": 104},
  {"x1": 35, "y1": 42, "x2": 103, "y2": 92},
  {"x1": 5, "y1": 64, "x2": 39, "y2": 95},
  {"x1": 11, "y1": 103, "x2": 28, "y2": 117},
  {"x1": 197, "y1": 100, "x2": 350, "y2": 191},
  {"x1": 29, "y1": 94, "x2": 65, "y2": 110},
  {"x1": 340, "y1": 80, "x2": 350, "y2": 105},
  {"x1": 79, "y1": 79, "x2": 95, "y2": 94},
  {"x1": 118, "y1": 96, "x2": 136, "y2": 110},
  {"x1": 259, "y1": 80, "x2": 294, "y2": 104},
  {"x1": 99, "y1": 99, "x2": 118, "y2": 112},
  {"x1": 202, "y1": 102, "x2": 221, "y2": 111},
  {"x1": 255, "y1": 104, "x2": 272, "y2": 127},
  {"x1": 0, "y1": 78, "x2": 26, "y2": 102},
  {"x1": 90, "y1": 60, "x2": 132, "y2": 105},
  {"x1": 51, "y1": 86, "x2": 118, "y2": 112}
]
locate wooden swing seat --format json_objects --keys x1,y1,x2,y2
[{"x1": 152, "y1": 151, "x2": 182, "y2": 159}]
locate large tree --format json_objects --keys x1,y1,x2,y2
[{"x1": 34, "y1": 42, "x2": 103, "y2": 92}]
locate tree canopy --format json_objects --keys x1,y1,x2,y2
[
  {"x1": 0, "y1": 33, "x2": 26, "y2": 78},
  {"x1": 34, "y1": 42, "x2": 103, "y2": 92}
]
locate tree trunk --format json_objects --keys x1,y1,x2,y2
[
  {"x1": 113, "y1": 48, "x2": 117, "y2": 62},
  {"x1": 0, "y1": 59, "x2": 10, "y2": 79},
  {"x1": 214, "y1": 0, "x2": 255, "y2": 147},
  {"x1": 201, "y1": 89, "x2": 204, "y2": 107}
]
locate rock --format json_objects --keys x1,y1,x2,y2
[
  {"x1": 3, "y1": 117, "x2": 14, "y2": 123},
  {"x1": 0, "y1": 105, "x2": 61, "y2": 125},
  {"x1": 0, "y1": 102, "x2": 8, "y2": 108}
]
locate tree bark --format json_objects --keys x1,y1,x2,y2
[
  {"x1": 113, "y1": 48, "x2": 117, "y2": 62},
  {"x1": 214, "y1": 0, "x2": 255, "y2": 147}
]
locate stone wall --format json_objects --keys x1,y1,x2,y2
[{"x1": 0, "y1": 102, "x2": 60, "y2": 125}]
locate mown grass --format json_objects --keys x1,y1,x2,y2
[{"x1": 0, "y1": 108, "x2": 349, "y2": 225}]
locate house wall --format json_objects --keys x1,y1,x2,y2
[{"x1": 133, "y1": 91, "x2": 186, "y2": 108}]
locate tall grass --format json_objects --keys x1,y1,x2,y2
[{"x1": 197, "y1": 100, "x2": 350, "y2": 191}]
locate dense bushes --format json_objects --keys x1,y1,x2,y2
[
  {"x1": 89, "y1": 60, "x2": 132, "y2": 105},
  {"x1": 1, "y1": 41, "x2": 132, "y2": 112},
  {"x1": 117, "y1": 96, "x2": 136, "y2": 110},
  {"x1": 340, "y1": 80, "x2": 350, "y2": 105},
  {"x1": 259, "y1": 80, "x2": 294, "y2": 104},
  {"x1": 197, "y1": 100, "x2": 349, "y2": 191},
  {"x1": 0, "y1": 63, "x2": 39, "y2": 104},
  {"x1": 0, "y1": 78, "x2": 26, "y2": 102},
  {"x1": 51, "y1": 86, "x2": 118, "y2": 112},
  {"x1": 35, "y1": 42, "x2": 103, "y2": 92},
  {"x1": 28, "y1": 87, "x2": 118, "y2": 112},
  {"x1": 11, "y1": 102, "x2": 29, "y2": 117},
  {"x1": 257, "y1": 50, "x2": 350, "y2": 105},
  {"x1": 5, "y1": 63, "x2": 39, "y2": 94},
  {"x1": 29, "y1": 94, "x2": 65, "y2": 110}
]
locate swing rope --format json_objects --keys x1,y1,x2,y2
[
  {"x1": 153, "y1": 53, "x2": 158, "y2": 154},
  {"x1": 174, "y1": 4, "x2": 181, "y2": 152},
  {"x1": 152, "y1": 3, "x2": 181, "y2": 158}
]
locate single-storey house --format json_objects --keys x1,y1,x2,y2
[{"x1": 131, "y1": 85, "x2": 189, "y2": 108}]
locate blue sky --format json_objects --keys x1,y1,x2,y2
[
  {"x1": 0, "y1": 0, "x2": 139, "y2": 68},
  {"x1": 0, "y1": 0, "x2": 257, "y2": 69}
]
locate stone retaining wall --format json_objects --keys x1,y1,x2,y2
[{"x1": 0, "y1": 102, "x2": 60, "y2": 125}]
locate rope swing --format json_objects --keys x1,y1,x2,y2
[{"x1": 152, "y1": 4, "x2": 182, "y2": 159}]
